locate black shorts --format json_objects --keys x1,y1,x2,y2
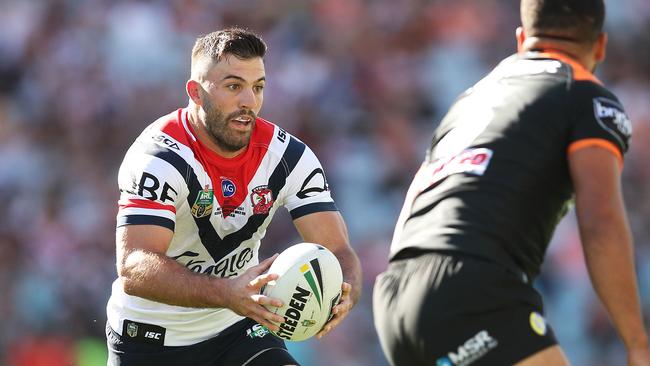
[
  {"x1": 373, "y1": 251, "x2": 557, "y2": 366},
  {"x1": 106, "y1": 318, "x2": 298, "y2": 366}
]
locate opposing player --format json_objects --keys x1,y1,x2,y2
[
  {"x1": 373, "y1": 1, "x2": 650, "y2": 365},
  {"x1": 106, "y1": 28, "x2": 361, "y2": 366}
]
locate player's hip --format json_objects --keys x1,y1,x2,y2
[{"x1": 373, "y1": 251, "x2": 556, "y2": 365}]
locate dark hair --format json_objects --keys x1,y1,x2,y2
[
  {"x1": 520, "y1": 0, "x2": 605, "y2": 42},
  {"x1": 192, "y1": 27, "x2": 266, "y2": 65}
]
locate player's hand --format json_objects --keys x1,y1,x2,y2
[
  {"x1": 316, "y1": 282, "x2": 353, "y2": 339},
  {"x1": 628, "y1": 346, "x2": 650, "y2": 366},
  {"x1": 223, "y1": 254, "x2": 285, "y2": 332}
]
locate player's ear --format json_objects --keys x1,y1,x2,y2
[
  {"x1": 516, "y1": 27, "x2": 526, "y2": 53},
  {"x1": 186, "y1": 79, "x2": 202, "y2": 106},
  {"x1": 594, "y1": 32, "x2": 607, "y2": 63}
]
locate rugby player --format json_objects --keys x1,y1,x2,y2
[
  {"x1": 106, "y1": 28, "x2": 361, "y2": 366},
  {"x1": 373, "y1": 1, "x2": 650, "y2": 365}
]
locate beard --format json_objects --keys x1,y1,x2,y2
[{"x1": 202, "y1": 99, "x2": 256, "y2": 153}]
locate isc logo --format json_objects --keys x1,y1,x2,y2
[{"x1": 145, "y1": 331, "x2": 162, "y2": 340}]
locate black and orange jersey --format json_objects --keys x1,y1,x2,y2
[{"x1": 390, "y1": 51, "x2": 632, "y2": 280}]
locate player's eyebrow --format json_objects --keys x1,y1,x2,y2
[{"x1": 221, "y1": 75, "x2": 266, "y2": 83}]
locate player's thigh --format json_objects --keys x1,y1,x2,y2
[{"x1": 515, "y1": 345, "x2": 571, "y2": 366}]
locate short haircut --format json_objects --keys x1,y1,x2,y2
[
  {"x1": 191, "y1": 27, "x2": 266, "y2": 78},
  {"x1": 520, "y1": 0, "x2": 605, "y2": 43}
]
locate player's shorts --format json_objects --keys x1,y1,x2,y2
[
  {"x1": 106, "y1": 318, "x2": 298, "y2": 366},
  {"x1": 373, "y1": 250, "x2": 557, "y2": 366}
]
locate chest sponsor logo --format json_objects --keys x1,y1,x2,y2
[
  {"x1": 436, "y1": 330, "x2": 498, "y2": 366},
  {"x1": 251, "y1": 185, "x2": 274, "y2": 215},
  {"x1": 221, "y1": 178, "x2": 236, "y2": 198},
  {"x1": 418, "y1": 148, "x2": 493, "y2": 191},
  {"x1": 191, "y1": 186, "x2": 214, "y2": 218},
  {"x1": 593, "y1": 97, "x2": 632, "y2": 143},
  {"x1": 172, "y1": 248, "x2": 254, "y2": 278}
]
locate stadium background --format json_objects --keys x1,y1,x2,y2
[{"x1": 0, "y1": 0, "x2": 648, "y2": 365}]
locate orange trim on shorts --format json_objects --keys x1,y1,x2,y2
[
  {"x1": 567, "y1": 138, "x2": 623, "y2": 167},
  {"x1": 536, "y1": 51, "x2": 603, "y2": 85}
]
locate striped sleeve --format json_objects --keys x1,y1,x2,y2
[
  {"x1": 116, "y1": 143, "x2": 186, "y2": 231},
  {"x1": 280, "y1": 142, "x2": 338, "y2": 220}
]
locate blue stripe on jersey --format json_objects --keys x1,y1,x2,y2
[
  {"x1": 117, "y1": 215, "x2": 175, "y2": 231},
  {"x1": 289, "y1": 202, "x2": 338, "y2": 220},
  {"x1": 136, "y1": 137, "x2": 305, "y2": 264}
]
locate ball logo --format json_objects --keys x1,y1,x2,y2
[
  {"x1": 221, "y1": 178, "x2": 236, "y2": 198},
  {"x1": 300, "y1": 259, "x2": 324, "y2": 308},
  {"x1": 276, "y1": 259, "x2": 325, "y2": 340}
]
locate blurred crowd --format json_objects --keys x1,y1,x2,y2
[{"x1": 0, "y1": 0, "x2": 648, "y2": 365}]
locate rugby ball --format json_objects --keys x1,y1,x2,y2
[{"x1": 262, "y1": 242, "x2": 343, "y2": 341}]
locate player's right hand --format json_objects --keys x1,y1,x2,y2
[{"x1": 222, "y1": 254, "x2": 285, "y2": 332}]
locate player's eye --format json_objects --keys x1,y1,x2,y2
[
  {"x1": 254, "y1": 85, "x2": 265, "y2": 93},
  {"x1": 226, "y1": 84, "x2": 240, "y2": 91}
]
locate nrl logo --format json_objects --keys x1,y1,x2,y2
[
  {"x1": 191, "y1": 186, "x2": 214, "y2": 218},
  {"x1": 126, "y1": 322, "x2": 138, "y2": 338}
]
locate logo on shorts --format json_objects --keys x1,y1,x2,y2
[
  {"x1": 246, "y1": 324, "x2": 270, "y2": 339},
  {"x1": 191, "y1": 186, "x2": 214, "y2": 218},
  {"x1": 250, "y1": 185, "x2": 274, "y2": 215},
  {"x1": 126, "y1": 322, "x2": 138, "y2": 338},
  {"x1": 529, "y1": 311, "x2": 547, "y2": 336},
  {"x1": 435, "y1": 330, "x2": 498, "y2": 366}
]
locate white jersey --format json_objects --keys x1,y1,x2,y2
[{"x1": 107, "y1": 109, "x2": 337, "y2": 346}]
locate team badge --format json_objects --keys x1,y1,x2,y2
[
  {"x1": 250, "y1": 185, "x2": 274, "y2": 215},
  {"x1": 191, "y1": 186, "x2": 214, "y2": 218},
  {"x1": 221, "y1": 178, "x2": 236, "y2": 198},
  {"x1": 126, "y1": 322, "x2": 138, "y2": 338}
]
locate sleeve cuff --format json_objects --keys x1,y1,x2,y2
[
  {"x1": 289, "y1": 202, "x2": 339, "y2": 220},
  {"x1": 116, "y1": 215, "x2": 175, "y2": 231}
]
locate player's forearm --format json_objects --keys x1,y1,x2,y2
[
  {"x1": 581, "y1": 223, "x2": 648, "y2": 350},
  {"x1": 332, "y1": 246, "x2": 362, "y2": 305},
  {"x1": 119, "y1": 249, "x2": 228, "y2": 308}
]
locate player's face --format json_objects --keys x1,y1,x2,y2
[{"x1": 200, "y1": 56, "x2": 265, "y2": 153}]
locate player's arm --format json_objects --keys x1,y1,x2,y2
[
  {"x1": 116, "y1": 225, "x2": 285, "y2": 331},
  {"x1": 569, "y1": 146, "x2": 650, "y2": 361},
  {"x1": 116, "y1": 225, "x2": 284, "y2": 330},
  {"x1": 293, "y1": 211, "x2": 362, "y2": 338}
]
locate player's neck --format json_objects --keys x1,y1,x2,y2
[
  {"x1": 521, "y1": 36, "x2": 595, "y2": 72},
  {"x1": 186, "y1": 107, "x2": 247, "y2": 159}
]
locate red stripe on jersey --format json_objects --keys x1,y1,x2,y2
[
  {"x1": 119, "y1": 198, "x2": 176, "y2": 213},
  {"x1": 187, "y1": 117, "x2": 276, "y2": 218}
]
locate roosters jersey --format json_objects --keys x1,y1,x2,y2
[
  {"x1": 390, "y1": 51, "x2": 632, "y2": 280},
  {"x1": 107, "y1": 109, "x2": 337, "y2": 346}
]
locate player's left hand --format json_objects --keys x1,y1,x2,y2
[{"x1": 316, "y1": 282, "x2": 353, "y2": 339}]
